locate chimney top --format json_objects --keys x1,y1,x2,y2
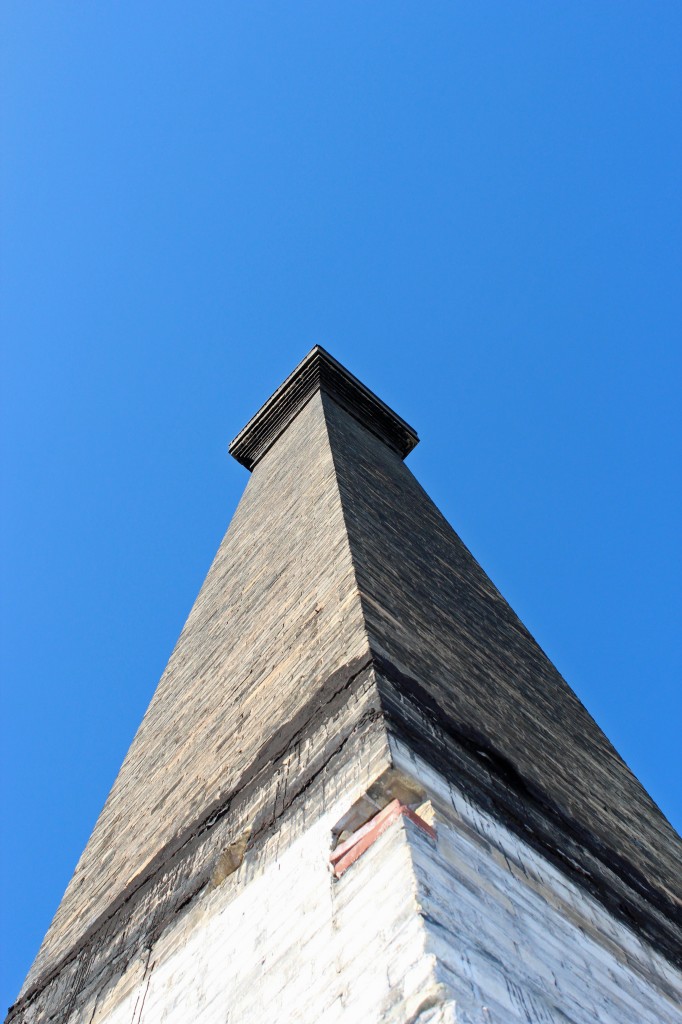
[{"x1": 229, "y1": 345, "x2": 419, "y2": 470}]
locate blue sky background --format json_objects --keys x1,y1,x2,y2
[{"x1": 1, "y1": 1, "x2": 681, "y2": 1012}]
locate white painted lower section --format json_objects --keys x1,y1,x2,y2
[
  {"x1": 391, "y1": 740, "x2": 682, "y2": 1024},
  {"x1": 75, "y1": 750, "x2": 681, "y2": 1024}
]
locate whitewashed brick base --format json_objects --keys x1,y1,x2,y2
[{"x1": 73, "y1": 749, "x2": 681, "y2": 1024}]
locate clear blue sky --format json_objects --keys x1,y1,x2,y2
[{"x1": 1, "y1": 1, "x2": 680, "y2": 1012}]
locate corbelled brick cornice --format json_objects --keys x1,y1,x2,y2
[{"x1": 229, "y1": 345, "x2": 419, "y2": 470}]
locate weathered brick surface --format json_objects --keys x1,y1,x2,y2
[
  {"x1": 11, "y1": 350, "x2": 682, "y2": 1021},
  {"x1": 322, "y1": 391, "x2": 682, "y2": 951},
  {"x1": 9, "y1": 706, "x2": 392, "y2": 1022},
  {"x1": 20, "y1": 390, "x2": 373, "y2": 998},
  {"x1": 394, "y1": 745, "x2": 682, "y2": 1024},
  {"x1": 15, "y1": 750, "x2": 682, "y2": 1023}
]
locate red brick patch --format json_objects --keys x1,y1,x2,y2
[{"x1": 330, "y1": 799, "x2": 436, "y2": 879}]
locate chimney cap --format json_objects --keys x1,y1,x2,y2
[{"x1": 229, "y1": 345, "x2": 419, "y2": 471}]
